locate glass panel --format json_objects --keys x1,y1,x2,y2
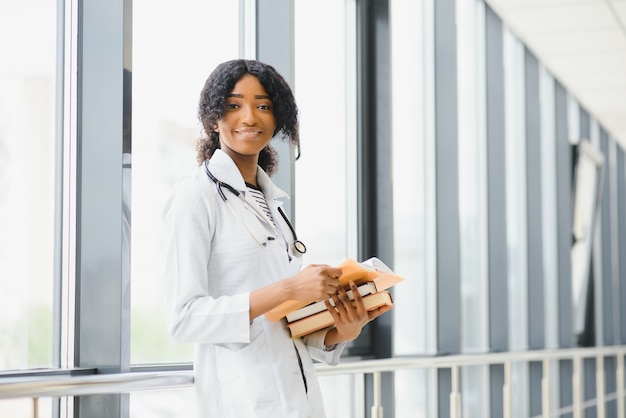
[
  {"x1": 539, "y1": 67, "x2": 559, "y2": 349},
  {"x1": 0, "y1": 1, "x2": 56, "y2": 370},
  {"x1": 131, "y1": 0, "x2": 240, "y2": 363},
  {"x1": 590, "y1": 120, "x2": 604, "y2": 347},
  {"x1": 503, "y1": 28, "x2": 528, "y2": 352},
  {"x1": 607, "y1": 139, "x2": 619, "y2": 338},
  {"x1": 567, "y1": 94, "x2": 580, "y2": 145},
  {"x1": 539, "y1": 66, "x2": 561, "y2": 414},
  {"x1": 510, "y1": 362, "x2": 530, "y2": 418},
  {"x1": 503, "y1": 28, "x2": 530, "y2": 418},
  {"x1": 461, "y1": 365, "x2": 489, "y2": 417},
  {"x1": 390, "y1": 0, "x2": 436, "y2": 357},
  {"x1": 318, "y1": 374, "x2": 364, "y2": 418},
  {"x1": 293, "y1": 0, "x2": 357, "y2": 265},
  {"x1": 131, "y1": 387, "x2": 196, "y2": 418},
  {"x1": 394, "y1": 369, "x2": 431, "y2": 418},
  {"x1": 0, "y1": 398, "x2": 52, "y2": 418},
  {"x1": 617, "y1": 149, "x2": 626, "y2": 344},
  {"x1": 456, "y1": 0, "x2": 488, "y2": 354}
]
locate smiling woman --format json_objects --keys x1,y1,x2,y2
[
  {"x1": 162, "y1": 59, "x2": 388, "y2": 417},
  {"x1": 196, "y1": 60, "x2": 300, "y2": 177}
]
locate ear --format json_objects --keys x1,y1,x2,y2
[{"x1": 213, "y1": 124, "x2": 219, "y2": 132}]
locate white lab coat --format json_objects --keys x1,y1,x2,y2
[{"x1": 164, "y1": 149, "x2": 346, "y2": 418}]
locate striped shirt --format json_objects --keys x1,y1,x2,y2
[{"x1": 245, "y1": 182, "x2": 277, "y2": 227}]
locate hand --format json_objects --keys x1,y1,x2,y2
[
  {"x1": 286, "y1": 264, "x2": 342, "y2": 303},
  {"x1": 323, "y1": 281, "x2": 392, "y2": 344}
]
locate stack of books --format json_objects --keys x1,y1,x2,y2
[{"x1": 265, "y1": 257, "x2": 404, "y2": 338}]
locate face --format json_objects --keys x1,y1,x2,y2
[{"x1": 214, "y1": 74, "x2": 276, "y2": 162}]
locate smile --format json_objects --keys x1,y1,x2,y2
[{"x1": 235, "y1": 129, "x2": 263, "y2": 136}]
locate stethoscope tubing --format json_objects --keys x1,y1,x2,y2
[{"x1": 203, "y1": 160, "x2": 306, "y2": 255}]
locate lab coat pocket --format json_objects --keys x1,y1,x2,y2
[{"x1": 215, "y1": 331, "x2": 279, "y2": 406}]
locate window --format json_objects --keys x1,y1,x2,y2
[
  {"x1": 293, "y1": 0, "x2": 358, "y2": 265},
  {"x1": 503, "y1": 27, "x2": 530, "y2": 418},
  {"x1": 0, "y1": 0, "x2": 57, "y2": 373},
  {"x1": 130, "y1": 387, "x2": 195, "y2": 418},
  {"x1": 130, "y1": 0, "x2": 240, "y2": 364},
  {"x1": 389, "y1": 0, "x2": 435, "y2": 416},
  {"x1": 390, "y1": 0, "x2": 435, "y2": 359},
  {"x1": 293, "y1": 1, "x2": 359, "y2": 415},
  {"x1": 457, "y1": 1, "x2": 489, "y2": 416}
]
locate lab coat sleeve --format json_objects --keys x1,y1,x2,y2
[
  {"x1": 302, "y1": 328, "x2": 347, "y2": 366},
  {"x1": 163, "y1": 177, "x2": 251, "y2": 344}
]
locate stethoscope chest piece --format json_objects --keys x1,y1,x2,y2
[
  {"x1": 277, "y1": 206, "x2": 306, "y2": 256},
  {"x1": 292, "y1": 240, "x2": 307, "y2": 256}
]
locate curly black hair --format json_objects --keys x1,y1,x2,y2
[{"x1": 197, "y1": 59, "x2": 299, "y2": 175}]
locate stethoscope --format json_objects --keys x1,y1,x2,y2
[{"x1": 203, "y1": 161, "x2": 307, "y2": 256}]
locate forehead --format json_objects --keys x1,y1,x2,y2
[{"x1": 229, "y1": 74, "x2": 270, "y2": 96}]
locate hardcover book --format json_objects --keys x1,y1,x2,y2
[
  {"x1": 265, "y1": 257, "x2": 404, "y2": 323},
  {"x1": 286, "y1": 291, "x2": 394, "y2": 338}
]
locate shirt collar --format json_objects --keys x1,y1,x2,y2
[{"x1": 207, "y1": 149, "x2": 288, "y2": 202}]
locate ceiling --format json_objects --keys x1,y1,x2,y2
[{"x1": 484, "y1": 0, "x2": 626, "y2": 148}]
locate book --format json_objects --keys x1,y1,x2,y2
[
  {"x1": 264, "y1": 257, "x2": 404, "y2": 322},
  {"x1": 286, "y1": 290, "x2": 394, "y2": 338},
  {"x1": 285, "y1": 282, "x2": 378, "y2": 323}
]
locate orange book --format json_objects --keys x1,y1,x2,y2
[
  {"x1": 286, "y1": 291, "x2": 394, "y2": 338},
  {"x1": 264, "y1": 257, "x2": 404, "y2": 322}
]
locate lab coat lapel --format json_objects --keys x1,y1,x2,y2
[{"x1": 207, "y1": 149, "x2": 247, "y2": 192}]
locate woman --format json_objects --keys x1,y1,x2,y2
[{"x1": 164, "y1": 59, "x2": 391, "y2": 417}]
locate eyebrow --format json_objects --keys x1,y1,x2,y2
[{"x1": 227, "y1": 93, "x2": 272, "y2": 100}]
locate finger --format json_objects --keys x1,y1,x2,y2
[
  {"x1": 337, "y1": 287, "x2": 352, "y2": 305},
  {"x1": 326, "y1": 282, "x2": 338, "y2": 296},
  {"x1": 348, "y1": 281, "x2": 367, "y2": 313},
  {"x1": 331, "y1": 293, "x2": 348, "y2": 314},
  {"x1": 327, "y1": 277, "x2": 340, "y2": 288},
  {"x1": 349, "y1": 281, "x2": 362, "y2": 301},
  {"x1": 327, "y1": 267, "x2": 342, "y2": 278},
  {"x1": 324, "y1": 300, "x2": 340, "y2": 320},
  {"x1": 367, "y1": 304, "x2": 393, "y2": 320},
  {"x1": 336, "y1": 290, "x2": 359, "y2": 322},
  {"x1": 340, "y1": 284, "x2": 364, "y2": 315}
]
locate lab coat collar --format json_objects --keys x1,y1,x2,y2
[{"x1": 208, "y1": 149, "x2": 288, "y2": 202}]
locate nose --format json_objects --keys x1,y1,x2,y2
[{"x1": 241, "y1": 104, "x2": 257, "y2": 125}]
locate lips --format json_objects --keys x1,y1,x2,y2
[{"x1": 235, "y1": 129, "x2": 263, "y2": 137}]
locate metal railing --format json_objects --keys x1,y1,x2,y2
[
  {"x1": 315, "y1": 346, "x2": 626, "y2": 418},
  {"x1": 1, "y1": 346, "x2": 625, "y2": 418}
]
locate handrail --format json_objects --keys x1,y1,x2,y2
[
  {"x1": 315, "y1": 346, "x2": 626, "y2": 375},
  {"x1": 0, "y1": 346, "x2": 624, "y2": 414},
  {"x1": 314, "y1": 346, "x2": 626, "y2": 418},
  {"x1": 0, "y1": 371, "x2": 194, "y2": 400}
]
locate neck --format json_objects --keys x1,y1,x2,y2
[
  {"x1": 232, "y1": 157, "x2": 258, "y2": 186},
  {"x1": 219, "y1": 147, "x2": 260, "y2": 186}
]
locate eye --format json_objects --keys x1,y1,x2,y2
[
  {"x1": 258, "y1": 104, "x2": 272, "y2": 111},
  {"x1": 226, "y1": 103, "x2": 239, "y2": 110}
]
